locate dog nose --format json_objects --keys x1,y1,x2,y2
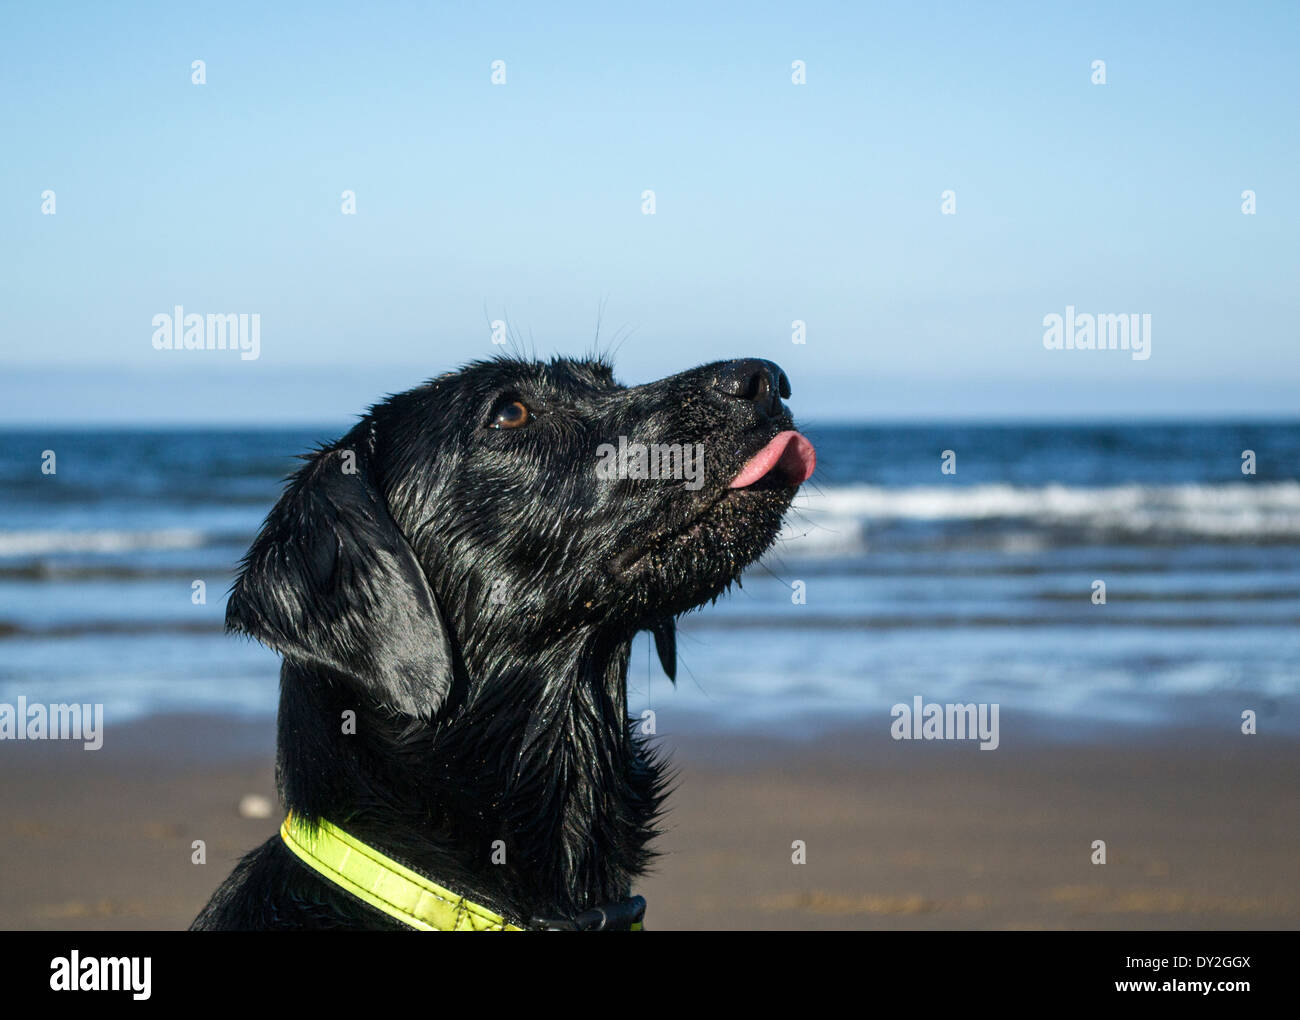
[{"x1": 711, "y1": 359, "x2": 791, "y2": 416}]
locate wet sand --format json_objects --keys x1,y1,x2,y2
[{"x1": 1, "y1": 714, "x2": 1296, "y2": 930}]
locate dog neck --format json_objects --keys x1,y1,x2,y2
[{"x1": 275, "y1": 625, "x2": 666, "y2": 925}]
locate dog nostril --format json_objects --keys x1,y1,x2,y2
[{"x1": 712, "y1": 359, "x2": 788, "y2": 415}]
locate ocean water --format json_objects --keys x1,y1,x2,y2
[{"x1": 1, "y1": 423, "x2": 1298, "y2": 739}]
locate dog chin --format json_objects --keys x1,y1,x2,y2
[{"x1": 613, "y1": 485, "x2": 794, "y2": 617}]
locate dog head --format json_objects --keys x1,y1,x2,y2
[{"x1": 226, "y1": 356, "x2": 815, "y2": 717}]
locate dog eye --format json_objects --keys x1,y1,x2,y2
[{"x1": 489, "y1": 400, "x2": 530, "y2": 429}]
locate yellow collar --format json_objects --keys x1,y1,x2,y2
[{"x1": 280, "y1": 812, "x2": 524, "y2": 931}]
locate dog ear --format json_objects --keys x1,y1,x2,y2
[
  {"x1": 226, "y1": 445, "x2": 454, "y2": 717},
  {"x1": 650, "y1": 617, "x2": 676, "y2": 683}
]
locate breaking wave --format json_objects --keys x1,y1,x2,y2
[{"x1": 780, "y1": 482, "x2": 1300, "y2": 554}]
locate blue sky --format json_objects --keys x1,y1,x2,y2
[{"x1": 1, "y1": 1, "x2": 1296, "y2": 422}]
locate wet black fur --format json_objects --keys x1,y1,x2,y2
[{"x1": 192, "y1": 355, "x2": 803, "y2": 929}]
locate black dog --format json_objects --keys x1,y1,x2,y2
[{"x1": 192, "y1": 355, "x2": 814, "y2": 930}]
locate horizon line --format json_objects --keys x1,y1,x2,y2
[{"x1": 3, "y1": 415, "x2": 1299, "y2": 430}]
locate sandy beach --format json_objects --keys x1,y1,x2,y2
[{"x1": 1, "y1": 712, "x2": 1296, "y2": 931}]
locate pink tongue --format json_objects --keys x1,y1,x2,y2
[{"x1": 729, "y1": 431, "x2": 816, "y2": 488}]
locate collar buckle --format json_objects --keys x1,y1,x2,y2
[{"x1": 530, "y1": 894, "x2": 646, "y2": 931}]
